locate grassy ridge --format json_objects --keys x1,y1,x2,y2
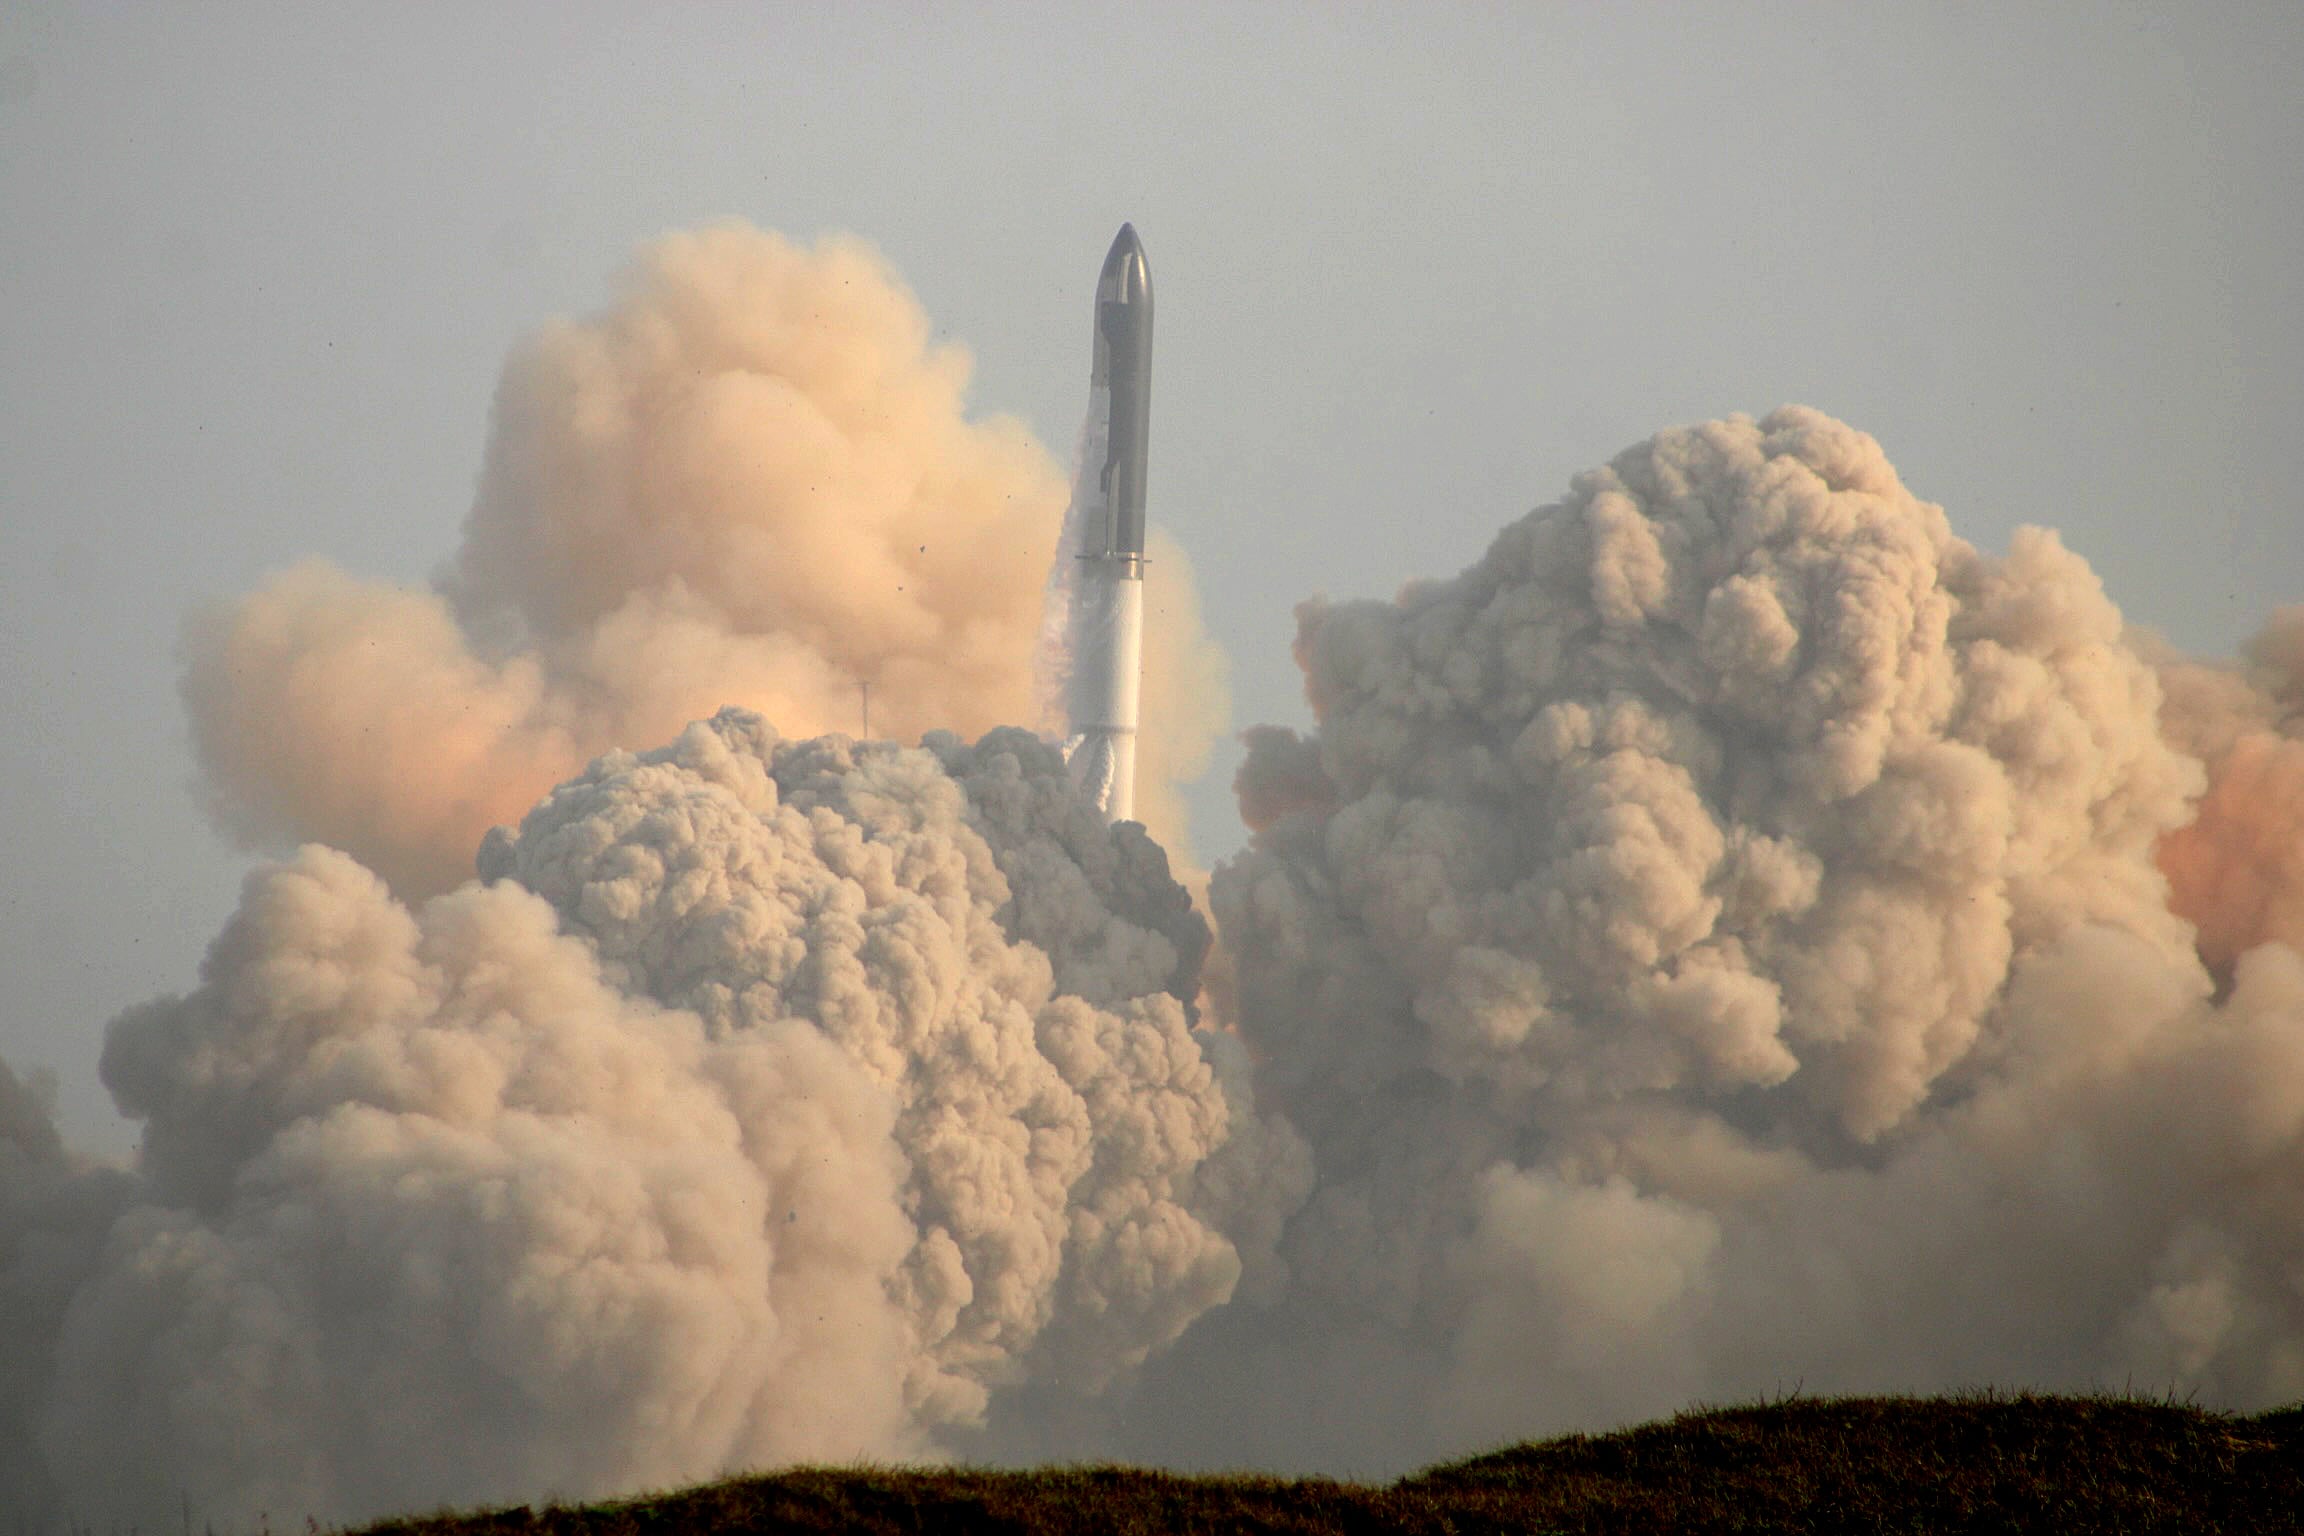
[{"x1": 355, "y1": 1394, "x2": 2304, "y2": 1535}]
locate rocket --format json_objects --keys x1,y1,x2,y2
[{"x1": 1064, "y1": 224, "x2": 1153, "y2": 823}]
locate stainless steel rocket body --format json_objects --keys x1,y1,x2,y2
[
  {"x1": 1065, "y1": 226, "x2": 1153, "y2": 824},
  {"x1": 1093, "y1": 226, "x2": 1153, "y2": 568}
]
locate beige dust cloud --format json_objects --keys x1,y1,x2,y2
[
  {"x1": 2155, "y1": 608, "x2": 2304, "y2": 973},
  {"x1": 182, "y1": 224, "x2": 1224, "y2": 895},
  {"x1": 1130, "y1": 409, "x2": 2304, "y2": 1474}
]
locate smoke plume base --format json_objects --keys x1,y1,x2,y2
[
  {"x1": 4, "y1": 712, "x2": 1298, "y2": 1527},
  {"x1": 11, "y1": 275, "x2": 2304, "y2": 1521},
  {"x1": 1150, "y1": 406, "x2": 2304, "y2": 1472}
]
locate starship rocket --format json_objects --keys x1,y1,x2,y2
[{"x1": 1064, "y1": 224, "x2": 1153, "y2": 823}]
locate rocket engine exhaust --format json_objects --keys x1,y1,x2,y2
[{"x1": 1063, "y1": 224, "x2": 1154, "y2": 823}]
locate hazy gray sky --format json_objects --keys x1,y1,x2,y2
[{"x1": 4, "y1": 2, "x2": 2300, "y2": 1155}]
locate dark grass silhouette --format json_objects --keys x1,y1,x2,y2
[{"x1": 340, "y1": 1392, "x2": 2304, "y2": 1535}]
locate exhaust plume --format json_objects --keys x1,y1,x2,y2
[
  {"x1": 2154, "y1": 608, "x2": 2304, "y2": 973},
  {"x1": 0, "y1": 1061, "x2": 131, "y2": 1518},
  {"x1": 6, "y1": 714, "x2": 1277, "y2": 1526},
  {"x1": 16, "y1": 340, "x2": 2304, "y2": 1517},
  {"x1": 182, "y1": 224, "x2": 1225, "y2": 893},
  {"x1": 1123, "y1": 407, "x2": 2304, "y2": 1471}
]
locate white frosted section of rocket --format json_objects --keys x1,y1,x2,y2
[
  {"x1": 1060, "y1": 226, "x2": 1152, "y2": 825},
  {"x1": 1068, "y1": 547, "x2": 1143, "y2": 821}
]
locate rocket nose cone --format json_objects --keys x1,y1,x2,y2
[{"x1": 1097, "y1": 224, "x2": 1151, "y2": 307}]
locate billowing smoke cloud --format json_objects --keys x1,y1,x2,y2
[
  {"x1": 1119, "y1": 407, "x2": 2304, "y2": 1472},
  {"x1": 0, "y1": 1061, "x2": 131, "y2": 1518},
  {"x1": 13, "y1": 390, "x2": 2304, "y2": 1521},
  {"x1": 2154, "y1": 608, "x2": 2304, "y2": 973},
  {"x1": 182, "y1": 224, "x2": 1226, "y2": 894},
  {"x1": 3, "y1": 713, "x2": 1283, "y2": 1526}
]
